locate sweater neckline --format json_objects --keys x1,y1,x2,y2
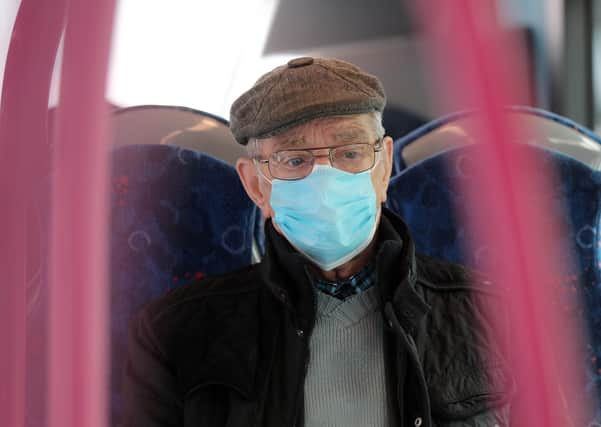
[{"x1": 315, "y1": 285, "x2": 381, "y2": 328}]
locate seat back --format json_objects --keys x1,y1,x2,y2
[
  {"x1": 386, "y1": 143, "x2": 601, "y2": 412},
  {"x1": 111, "y1": 105, "x2": 246, "y2": 166},
  {"x1": 392, "y1": 107, "x2": 601, "y2": 175},
  {"x1": 109, "y1": 144, "x2": 260, "y2": 425}
]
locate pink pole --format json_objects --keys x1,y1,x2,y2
[
  {"x1": 0, "y1": 1, "x2": 67, "y2": 425},
  {"x1": 48, "y1": 0, "x2": 116, "y2": 426},
  {"x1": 410, "y1": 1, "x2": 594, "y2": 425}
]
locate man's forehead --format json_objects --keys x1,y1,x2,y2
[{"x1": 265, "y1": 115, "x2": 375, "y2": 150}]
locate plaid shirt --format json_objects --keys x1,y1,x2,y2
[{"x1": 313, "y1": 262, "x2": 376, "y2": 300}]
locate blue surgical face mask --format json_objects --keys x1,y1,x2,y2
[{"x1": 270, "y1": 164, "x2": 379, "y2": 271}]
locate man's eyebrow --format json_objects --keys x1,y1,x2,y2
[
  {"x1": 333, "y1": 129, "x2": 372, "y2": 142},
  {"x1": 274, "y1": 137, "x2": 306, "y2": 149},
  {"x1": 272, "y1": 128, "x2": 373, "y2": 150}
]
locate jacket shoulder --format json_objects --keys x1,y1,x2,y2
[
  {"x1": 132, "y1": 263, "x2": 266, "y2": 359},
  {"x1": 141, "y1": 264, "x2": 263, "y2": 323},
  {"x1": 413, "y1": 254, "x2": 513, "y2": 419},
  {"x1": 414, "y1": 253, "x2": 507, "y2": 352},
  {"x1": 415, "y1": 253, "x2": 496, "y2": 294}
]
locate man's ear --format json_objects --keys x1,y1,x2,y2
[
  {"x1": 378, "y1": 136, "x2": 394, "y2": 203},
  {"x1": 236, "y1": 157, "x2": 271, "y2": 216}
]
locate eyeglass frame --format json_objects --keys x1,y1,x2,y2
[{"x1": 253, "y1": 138, "x2": 385, "y2": 181}]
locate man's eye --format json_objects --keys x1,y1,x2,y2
[
  {"x1": 285, "y1": 157, "x2": 306, "y2": 168},
  {"x1": 342, "y1": 151, "x2": 360, "y2": 159}
]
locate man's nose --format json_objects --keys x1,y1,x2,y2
[{"x1": 313, "y1": 153, "x2": 331, "y2": 166}]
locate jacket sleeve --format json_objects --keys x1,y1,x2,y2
[{"x1": 122, "y1": 307, "x2": 183, "y2": 427}]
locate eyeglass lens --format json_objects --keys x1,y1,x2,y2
[{"x1": 269, "y1": 143, "x2": 377, "y2": 180}]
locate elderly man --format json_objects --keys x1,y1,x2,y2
[{"x1": 123, "y1": 57, "x2": 513, "y2": 427}]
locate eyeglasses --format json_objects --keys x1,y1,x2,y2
[{"x1": 254, "y1": 139, "x2": 384, "y2": 181}]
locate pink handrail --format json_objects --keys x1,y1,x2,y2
[
  {"x1": 48, "y1": 1, "x2": 116, "y2": 426},
  {"x1": 0, "y1": 1, "x2": 68, "y2": 426},
  {"x1": 410, "y1": 1, "x2": 594, "y2": 425}
]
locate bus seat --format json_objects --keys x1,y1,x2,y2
[
  {"x1": 392, "y1": 107, "x2": 601, "y2": 176},
  {"x1": 386, "y1": 143, "x2": 601, "y2": 412},
  {"x1": 111, "y1": 105, "x2": 247, "y2": 167},
  {"x1": 109, "y1": 144, "x2": 260, "y2": 426}
]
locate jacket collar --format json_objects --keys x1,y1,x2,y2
[
  {"x1": 259, "y1": 207, "x2": 430, "y2": 334},
  {"x1": 375, "y1": 208, "x2": 431, "y2": 334},
  {"x1": 259, "y1": 215, "x2": 316, "y2": 332}
]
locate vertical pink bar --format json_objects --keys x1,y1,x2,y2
[
  {"x1": 48, "y1": 0, "x2": 116, "y2": 426},
  {"x1": 411, "y1": 0, "x2": 593, "y2": 425},
  {"x1": 0, "y1": 1, "x2": 67, "y2": 425}
]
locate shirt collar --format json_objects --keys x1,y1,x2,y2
[{"x1": 312, "y1": 261, "x2": 377, "y2": 300}]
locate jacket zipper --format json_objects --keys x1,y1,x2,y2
[
  {"x1": 289, "y1": 308, "x2": 310, "y2": 427},
  {"x1": 292, "y1": 350, "x2": 310, "y2": 427},
  {"x1": 290, "y1": 278, "x2": 317, "y2": 427},
  {"x1": 385, "y1": 302, "x2": 431, "y2": 427}
]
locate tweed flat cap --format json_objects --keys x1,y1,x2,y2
[{"x1": 229, "y1": 57, "x2": 386, "y2": 145}]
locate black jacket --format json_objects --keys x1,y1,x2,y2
[{"x1": 123, "y1": 208, "x2": 514, "y2": 426}]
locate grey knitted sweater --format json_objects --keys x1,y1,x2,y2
[{"x1": 304, "y1": 286, "x2": 390, "y2": 427}]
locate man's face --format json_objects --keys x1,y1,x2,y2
[{"x1": 236, "y1": 113, "x2": 394, "y2": 225}]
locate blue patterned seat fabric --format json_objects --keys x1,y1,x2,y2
[
  {"x1": 386, "y1": 143, "x2": 601, "y2": 416},
  {"x1": 110, "y1": 144, "x2": 260, "y2": 426}
]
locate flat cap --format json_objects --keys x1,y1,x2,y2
[{"x1": 229, "y1": 57, "x2": 386, "y2": 145}]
